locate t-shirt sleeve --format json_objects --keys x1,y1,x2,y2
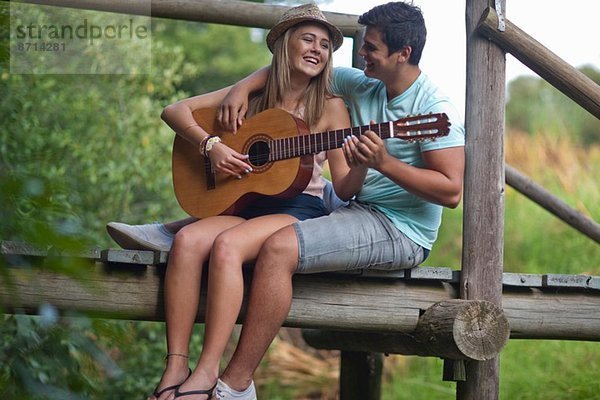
[
  {"x1": 331, "y1": 66, "x2": 367, "y2": 98},
  {"x1": 419, "y1": 99, "x2": 465, "y2": 151}
]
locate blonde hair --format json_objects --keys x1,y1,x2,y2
[{"x1": 248, "y1": 23, "x2": 334, "y2": 131}]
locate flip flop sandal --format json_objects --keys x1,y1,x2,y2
[
  {"x1": 174, "y1": 382, "x2": 217, "y2": 399},
  {"x1": 152, "y1": 368, "x2": 192, "y2": 398}
]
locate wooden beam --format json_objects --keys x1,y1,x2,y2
[
  {"x1": 461, "y1": 0, "x2": 507, "y2": 398},
  {"x1": 2, "y1": 253, "x2": 600, "y2": 341},
  {"x1": 304, "y1": 300, "x2": 510, "y2": 360},
  {"x1": 18, "y1": 0, "x2": 363, "y2": 37},
  {"x1": 477, "y1": 7, "x2": 600, "y2": 119},
  {"x1": 0, "y1": 261, "x2": 450, "y2": 332},
  {"x1": 505, "y1": 164, "x2": 600, "y2": 244}
]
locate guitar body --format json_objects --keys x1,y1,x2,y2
[{"x1": 172, "y1": 108, "x2": 314, "y2": 218}]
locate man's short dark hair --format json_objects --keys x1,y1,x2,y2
[{"x1": 358, "y1": 1, "x2": 427, "y2": 65}]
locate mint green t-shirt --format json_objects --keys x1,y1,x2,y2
[{"x1": 331, "y1": 67, "x2": 465, "y2": 249}]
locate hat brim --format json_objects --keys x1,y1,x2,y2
[{"x1": 266, "y1": 17, "x2": 344, "y2": 53}]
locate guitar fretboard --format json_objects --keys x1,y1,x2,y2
[{"x1": 269, "y1": 122, "x2": 394, "y2": 162}]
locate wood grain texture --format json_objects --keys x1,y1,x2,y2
[
  {"x1": 2, "y1": 255, "x2": 599, "y2": 341},
  {"x1": 461, "y1": 1, "x2": 507, "y2": 397}
]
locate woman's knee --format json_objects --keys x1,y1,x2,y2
[
  {"x1": 172, "y1": 224, "x2": 201, "y2": 251},
  {"x1": 168, "y1": 225, "x2": 210, "y2": 269},
  {"x1": 211, "y1": 230, "x2": 243, "y2": 268}
]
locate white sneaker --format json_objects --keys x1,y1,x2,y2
[
  {"x1": 214, "y1": 379, "x2": 257, "y2": 400},
  {"x1": 106, "y1": 222, "x2": 174, "y2": 252}
]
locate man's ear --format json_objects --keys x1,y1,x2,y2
[{"x1": 395, "y1": 45, "x2": 412, "y2": 63}]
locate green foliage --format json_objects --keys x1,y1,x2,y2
[
  {"x1": 1, "y1": 314, "x2": 117, "y2": 399},
  {"x1": 500, "y1": 340, "x2": 600, "y2": 400},
  {"x1": 0, "y1": 36, "x2": 195, "y2": 247},
  {"x1": 382, "y1": 340, "x2": 600, "y2": 400},
  {"x1": 154, "y1": 20, "x2": 271, "y2": 95},
  {"x1": 505, "y1": 65, "x2": 600, "y2": 145},
  {"x1": 1, "y1": 7, "x2": 273, "y2": 399}
]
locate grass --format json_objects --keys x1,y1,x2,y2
[{"x1": 381, "y1": 340, "x2": 600, "y2": 400}]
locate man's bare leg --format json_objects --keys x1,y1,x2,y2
[{"x1": 219, "y1": 225, "x2": 299, "y2": 391}]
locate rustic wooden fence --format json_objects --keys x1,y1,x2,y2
[{"x1": 3, "y1": 1, "x2": 600, "y2": 400}]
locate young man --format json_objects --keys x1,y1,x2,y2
[{"x1": 210, "y1": 2, "x2": 465, "y2": 397}]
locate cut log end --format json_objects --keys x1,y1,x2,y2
[{"x1": 416, "y1": 299, "x2": 510, "y2": 360}]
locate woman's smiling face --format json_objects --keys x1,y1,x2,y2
[{"x1": 287, "y1": 22, "x2": 331, "y2": 78}]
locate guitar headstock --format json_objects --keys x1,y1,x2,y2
[{"x1": 393, "y1": 113, "x2": 451, "y2": 141}]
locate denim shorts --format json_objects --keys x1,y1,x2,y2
[
  {"x1": 236, "y1": 193, "x2": 327, "y2": 221},
  {"x1": 293, "y1": 201, "x2": 427, "y2": 273}
]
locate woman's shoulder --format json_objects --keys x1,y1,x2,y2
[
  {"x1": 320, "y1": 96, "x2": 350, "y2": 130},
  {"x1": 324, "y1": 95, "x2": 346, "y2": 109}
]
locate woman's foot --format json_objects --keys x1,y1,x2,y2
[
  {"x1": 173, "y1": 367, "x2": 218, "y2": 400},
  {"x1": 148, "y1": 355, "x2": 191, "y2": 400}
]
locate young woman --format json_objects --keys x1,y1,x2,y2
[{"x1": 147, "y1": 4, "x2": 349, "y2": 400}]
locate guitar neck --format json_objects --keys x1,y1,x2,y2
[{"x1": 269, "y1": 122, "x2": 393, "y2": 162}]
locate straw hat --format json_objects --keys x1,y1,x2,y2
[{"x1": 266, "y1": 3, "x2": 344, "y2": 53}]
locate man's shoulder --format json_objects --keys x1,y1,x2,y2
[
  {"x1": 333, "y1": 66, "x2": 371, "y2": 83},
  {"x1": 332, "y1": 67, "x2": 382, "y2": 97},
  {"x1": 413, "y1": 74, "x2": 460, "y2": 114}
]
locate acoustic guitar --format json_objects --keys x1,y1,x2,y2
[{"x1": 172, "y1": 107, "x2": 450, "y2": 218}]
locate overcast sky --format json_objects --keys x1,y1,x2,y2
[{"x1": 321, "y1": 0, "x2": 600, "y2": 117}]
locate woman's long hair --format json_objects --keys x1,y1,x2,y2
[{"x1": 247, "y1": 23, "x2": 334, "y2": 131}]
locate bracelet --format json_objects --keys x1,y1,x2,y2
[
  {"x1": 198, "y1": 136, "x2": 210, "y2": 155},
  {"x1": 203, "y1": 136, "x2": 222, "y2": 157},
  {"x1": 165, "y1": 353, "x2": 189, "y2": 359}
]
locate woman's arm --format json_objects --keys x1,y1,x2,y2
[
  {"x1": 322, "y1": 98, "x2": 367, "y2": 201},
  {"x1": 161, "y1": 86, "x2": 252, "y2": 178}
]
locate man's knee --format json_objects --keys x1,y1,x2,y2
[{"x1": 258, "y1": 225, "x2": 299, "y2": 273}]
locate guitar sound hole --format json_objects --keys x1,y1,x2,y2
[{"x1": 248, "y1": 140, "x2": 270, "y2": 167}]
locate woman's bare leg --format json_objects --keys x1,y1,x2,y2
[
  {"x1": 149, "y1": 216, "x2": 243, "y2": 400},
  {"x1": 176, "y1": 214, "x2": 298, "y2": 399}
]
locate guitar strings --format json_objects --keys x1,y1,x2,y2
[
  {"x1": 259, "y1": 125, "x2": 393, "y2": 163},
  {"x1": 248, "y1": 120, "x2": 442, "y2": 164}
]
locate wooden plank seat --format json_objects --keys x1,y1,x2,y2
[{"x1": 2, "y1": 241, "x2": 599, "y2": 349}]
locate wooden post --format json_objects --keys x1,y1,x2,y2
[
  {"x1": 352, "y1": 29, "x2": 365, "y2": 70},
  {"x1": 460, "y1": 0, "x2": 506, "y2": 399},
  {"x1": 340, "y1": 351, "x2": 383, "y2": 400}
]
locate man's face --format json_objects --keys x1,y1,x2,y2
[{"x1": 358, "y1": 27, "x2": 395, "y2": 80}]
